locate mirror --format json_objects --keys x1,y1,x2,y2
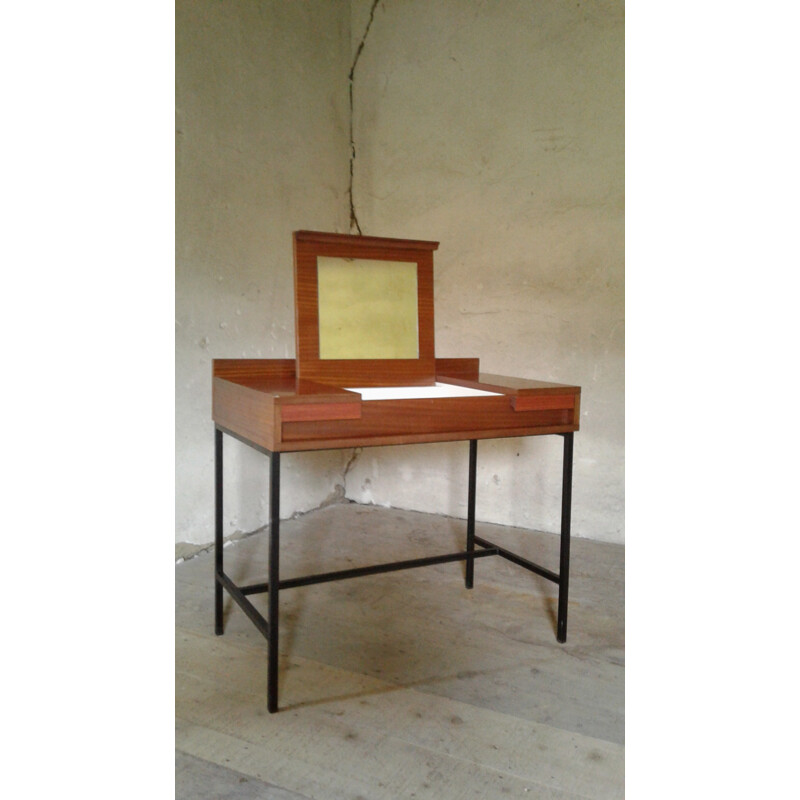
[{"x1": 317, "y1": 256, "x2": 419, "y2": 360}]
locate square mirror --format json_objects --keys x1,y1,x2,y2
[
  {"x1": 293, "y1": 231, "x2": 439, "y2": 386},
  {"x1": 317, "y1": 256, "x2": 419, "y2": 360}
]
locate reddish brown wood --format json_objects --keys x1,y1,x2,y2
[
  {"x1": 454, "y1": 372, "x2": 581, "y2": 396},
  {"x1": 434, "y1": 372, "x2": 580, "y2": 413},
  {"x1": 294, "y1": 230, "x2": 440, "y2": 251},
  {"x1": 301, "y1": 358, "x2": 437, "y2": 388},
  {"x1": 435, "y1": 357, "x2": 480, "y2": 381},
  {"x1": 213, "y1": 369, "x2": 580, "y2": 452},
  {"x1": 212, "y1": 376, "x2": 278, "y2": 452},
  {"x1": 511, "y1": 394, "x2": 576, "y2": 412},
  {"x1": 293, "y1": 230, "x2": 438, "y2": 386},
  {"x1": 213, "y1": 358, "x2": 296, "y2": 381},
  {"x1": 210, "y1": 234, "x2": 582, "y2": 454},
  {"x1": 279, "y1": 395, "x2": 574, "y2": 450},
  {"x1": 271, "y1": 424, "x2": 575, "y2": 453},
  {"x1": 276, "y1": 380, "x2": 361, "y2": 422},
  {"x1": 279, "y1": 401, "x2": 361, "y2": 423}
]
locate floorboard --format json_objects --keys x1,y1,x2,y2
[{"x1": 176, "y1": 503, "x2": 624, "y2": 799}]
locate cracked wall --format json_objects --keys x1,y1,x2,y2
[
  {"x1": 176, "y1": 0, "x2": 624, "y2": 547},
  {"x1": 175, "y1": 0, "x2": 352, "y2": 545},
  {"x1": 348, "y1": 0, "x2": 383, "y2": 233},
  {"x1": 346, "y1": 0, "x2": 625, "y2": 542}
]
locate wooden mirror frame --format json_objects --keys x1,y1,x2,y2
[{"x1": 293, "y1": 230, "x2": 439, "y2": 387}]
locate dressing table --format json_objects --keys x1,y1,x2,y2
[{"x1": 212, "y1": 230, "x2": 581, "y2": 712}]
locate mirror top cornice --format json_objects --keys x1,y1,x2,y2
[{"x1": 293, "y1": 229, "x2": 439, "y2": 252}]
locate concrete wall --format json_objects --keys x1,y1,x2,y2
[
  {"x1": 176, "y1": 0, "x2": 351, "y2": 546},
  {"x1": 344, "y1": 0, "x2": 624, "y2": 542},
  {"x1": 175, "y1": 0, "x2": 624, "y2": 547}
]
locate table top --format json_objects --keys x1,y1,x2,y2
[{"x1": 212, "y1": 358, "x2": 580, "y2": 453}]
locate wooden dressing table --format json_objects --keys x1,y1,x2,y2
[{"x1": 212, "y1": 230, "x2": 581, "y2": 712}]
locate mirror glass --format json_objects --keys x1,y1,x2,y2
[{"x1": 317, "y1": 256, "x2": 419, "y2": 359}]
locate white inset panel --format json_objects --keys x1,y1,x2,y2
[{"x1": 346, "y1": 382, "x2": 501, "y2": 401}]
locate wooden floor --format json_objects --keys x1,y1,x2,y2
[{"x1": 176, "y1": 503, "x2": 624, "y2": 799}]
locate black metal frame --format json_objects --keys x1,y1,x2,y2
[{"x1": 214, "y1": 426, "x2": 574, "y2": 713}]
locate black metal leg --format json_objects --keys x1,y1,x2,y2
[
  {"x1": 267, "y1": 451, "x2": 281, "y2": 713},
  {"x1": 214, "y1": 427, "x2": 224, "y2": 636},
  {"x1": 211, "y1": 427, "x2": 576, "y2": 707},
  {"x1": 557, "y1": 432, "x2": 574, "y2": 643},
  {"x1": 465, "y1": 439, "x2": 477, "y2": 589}
]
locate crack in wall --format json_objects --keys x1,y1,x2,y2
[
  {"x1": 341, "y1": 446, "x2": 363, "y2": 496},
  {"x1": 348, "y1": 0, "x2": 382, "y2": 234},
  {"x1": 176, "y1": 448, "x2": 366, "y2": 563},
  {"x1": 301, "y1": 446, "x2": 363, "y2": 514},
  {"x1": 299, "y1": 448, "x2": 362, "y2": 520},
  {"x1": 289, "y1": 447, "x2": 362, "y2": 520}
]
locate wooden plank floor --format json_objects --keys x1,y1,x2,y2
[{"x1": 176, "y1": 504, "x2": 624, "y2": 799}]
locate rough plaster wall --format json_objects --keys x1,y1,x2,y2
[
  {"x1": 175, "y1": 0, "x2": 351, "y2": 546},
  {"x1": 345, "y1": 0, "x2": 625, "y2": 542}
]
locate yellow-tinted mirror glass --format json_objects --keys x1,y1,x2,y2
[{"x1": 317, "y1": 256, "x2": 419, "y2": 359}]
